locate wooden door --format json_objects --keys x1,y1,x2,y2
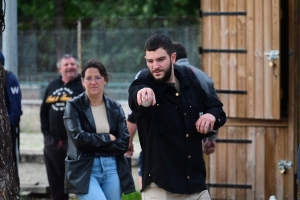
[
  {"x1": 201, "y1": 0, "x2": 281, "y2": 119},
  {"x1": 204, "y1": 119, "x2": 291, "y2": 199},
  {"x1": 201, "y1": 0, "x2": 294, "y2": 199}
]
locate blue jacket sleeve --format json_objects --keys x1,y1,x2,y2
[{"x1": 5, "y1": 72, "x2": 22, "y2": 127}]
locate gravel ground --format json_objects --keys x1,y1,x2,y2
[{"x1": 20, "y1": 132, "x2": 44, "y2": 152}]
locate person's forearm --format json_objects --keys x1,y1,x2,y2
[{"x1": 127, "y1": 121, "x2": 137, "y2": 143}]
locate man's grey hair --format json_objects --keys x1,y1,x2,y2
[{"x1": 56, "y1": 54, "x2": 79, "y2": 68}]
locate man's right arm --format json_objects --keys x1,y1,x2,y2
[
  {"x1": 125, "y1": 69, "x2": 148, "y2": 156},
  {"x1": 128, "y1": 75, "x2": 153, "y2": 117},
  {"x1": 125, "y1": 109, "x2": 138, "y2": 156},
  {"x1": 40, "y1": 87, "x2": 50, "y2": 135},
  {"x1": 125, "y1": 120, "x2": 137, "y2": 157}
]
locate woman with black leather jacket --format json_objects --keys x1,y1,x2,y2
[{"x1": 63, "y1": 59, "x2": 135, "y2": 200}]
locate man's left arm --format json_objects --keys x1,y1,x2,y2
[
  {"x1": 209, "y1": 81, "x2": 219, "y2": 101},
  {"x1": 198, "y1": 92, "x2": 226, "y2": 155},
  {"x1": 204, "y1": 81, "x2": 219, "y2": 152},
  {"x1": 6, "y1": 73, "x2": 22, "y2": 127},
  {"x1": 202, "y1": 94, "x2": 226, "y2": 131}
]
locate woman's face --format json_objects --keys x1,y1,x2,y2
[{"x1": 82, "y1": 67, "x2": 107, "y2": 97}]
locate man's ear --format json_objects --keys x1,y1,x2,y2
[{"x1": 171, "y1": 53, "x2": 176, "y2": 64}]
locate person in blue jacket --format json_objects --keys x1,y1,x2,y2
[{"x1": 0, "y1": 51, "x2": 22, "y2": 185}]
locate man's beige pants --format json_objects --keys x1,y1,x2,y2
[{"x1": 142, "y1": 182, "x2": 211, "y2": 200}]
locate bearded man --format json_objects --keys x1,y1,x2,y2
[{"x1": 128, "y1": 34, "x2": 226, "y2": 200}]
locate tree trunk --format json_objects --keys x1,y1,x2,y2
[{"x1": 0, "y1": 65, "x2": 19, "y2": 199}]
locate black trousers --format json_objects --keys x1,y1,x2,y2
[{"x1": 43, "y1": 135, "x2": 69, "y2": 200}]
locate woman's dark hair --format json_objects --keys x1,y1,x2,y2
[
  {"x1": 81, "y1": 59, "x2": 110, "y2": 83},
  {"x1": 144, "y1": 34, "x2": 174, "y2": 56}
]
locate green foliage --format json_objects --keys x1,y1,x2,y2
[
  {"x1": 18, "y1": 0, "x2": 200, "y2": 19},
  {"x1": 122, "y1": 191, "x2": 141, "y2": 200},
  {"x1": 17, "y1": 0, "x2": 200, "y2": 30},
  {"x1": 17, "y1": 0, "x2": 55, "y2": 18}
]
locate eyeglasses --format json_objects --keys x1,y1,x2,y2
[{"x1": 84, "y1": 76, "x2": 103, "y2": 83}]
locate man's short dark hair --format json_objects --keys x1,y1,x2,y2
[
  {"x1": 144, "y1": 34, "x2": 174, "y2": 56},
  {"x1": 172, "y1": 42, "x2": 187, "y2": 61}
]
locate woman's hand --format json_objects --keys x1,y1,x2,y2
[{"x1": 109, "y1": 134, "x2": 116, "y2": 141}]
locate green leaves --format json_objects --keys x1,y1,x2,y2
[{"x1": 18, "y1": 0, "x2": 200, "y2": 19}]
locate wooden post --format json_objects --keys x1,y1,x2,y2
[{"x1": 77, "y1": 19, "x2": 82, "y2": 73}]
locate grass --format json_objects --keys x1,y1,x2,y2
[{"x1": 122, "y1": 191, "x2": 141, "y2": 200}]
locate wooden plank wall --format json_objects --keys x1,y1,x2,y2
[
  {"x1": 254, "y1": 0, "x2": 264, "y2": 119},
  {"x1": 236, "y1": 0, "x2": 246, "y2": 118},
  {"x1": 204, "y1": 119, "x2": 288, "y2": 200},
  {"x1": 246, "y1": 0, "x2": 255, "y2": 118},
  {"x1": 201, "y1": 0, "x2": 281, "y2": 119},
  {"x1": 201, "y1": 0, "x2": 297, "y2": 199}
]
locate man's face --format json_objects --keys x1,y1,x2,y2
[
  {"x1": 58, "y1": 57, "x2": 78, "y2": 82},
  {"x1": 145, "y1": 48, "x2": 176, "y2": 83}
]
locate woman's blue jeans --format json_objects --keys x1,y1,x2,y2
[{"x1": 76, "y1": 156, "x2": 121, "y2": 200}]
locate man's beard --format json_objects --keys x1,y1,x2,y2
[{"x1": 152, "y1": 63, "x2": 172, "y2": 83}]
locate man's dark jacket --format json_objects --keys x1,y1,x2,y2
[
  {"x1": 40, "y1": 75, "x2": 84, "y2": 140},
  {"x1": 63, "y1": 92, "x2": 135, "y2": 194},
  {"x1": 128, "y1": 68, "x2": 226, "y2": 194}
]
